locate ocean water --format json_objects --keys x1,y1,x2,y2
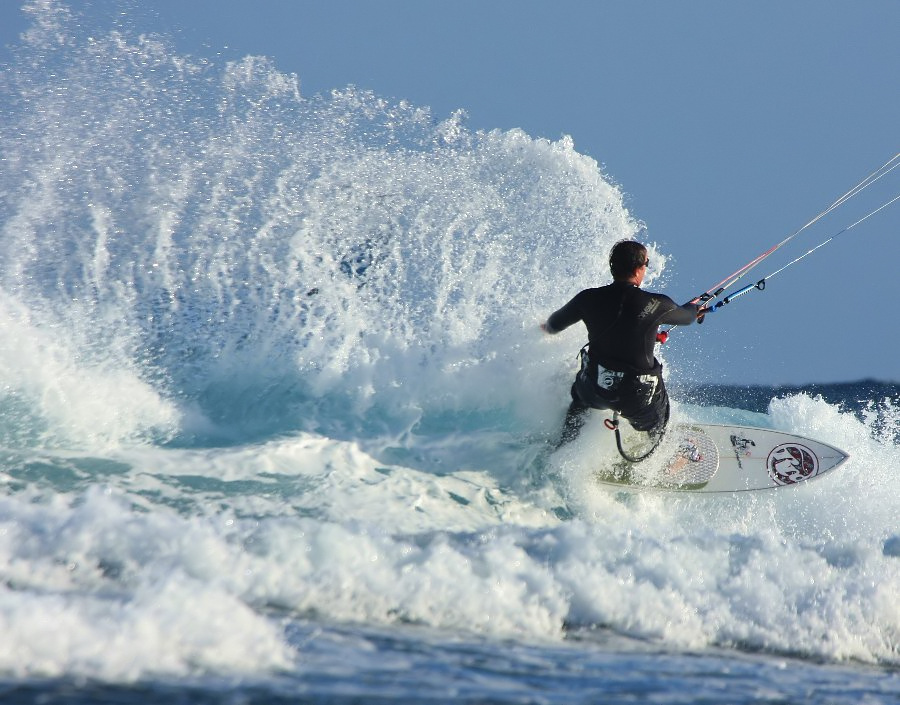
[{"x1": 0, "y1": 3, "x2": 898, "y2": 703}]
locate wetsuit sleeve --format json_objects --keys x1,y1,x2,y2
[
  {"x1": 661, "y1": 302, "x2": 702, "y2": 326},
  {"x1": 544, "y1": 292, "x2": 585, "y2": 334}
]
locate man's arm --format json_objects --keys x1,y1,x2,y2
[
  {"x1": 541, "y1": 294, "x2": 583, "y2": 334},
  {"x1": 661, "y1": 301, "x2": 705, "y2": 326}
]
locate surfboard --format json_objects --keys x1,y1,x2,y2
[{"x1": 596, "y1": 423, "x2": 849, "y2": 493}]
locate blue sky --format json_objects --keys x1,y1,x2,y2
[{"x1": 1, "y1": 1, "x2": 897, "y2": 384}]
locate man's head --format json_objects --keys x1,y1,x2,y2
[{"x1": 609, "y1": 240, "x2": 649, "y2": 281}]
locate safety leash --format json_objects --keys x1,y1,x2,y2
[{"x1": 604, "y1": 412, "x2": 666, "y2": 463}]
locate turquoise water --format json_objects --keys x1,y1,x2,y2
[{"x1": 0, "y1": 4, "x2": 897, "y2": 702}]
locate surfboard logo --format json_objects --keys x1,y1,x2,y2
[
  {"x1": 729, "y1": 434, "x2": 756, "y2": 469},
  {"x1": 766, "y1": 443, "x2": 819, "y2": 485}
]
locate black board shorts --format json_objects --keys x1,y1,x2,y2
[{"x1": 571, "y1": 359, "x2": 670, "y2": 433}]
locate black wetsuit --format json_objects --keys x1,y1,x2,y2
[{"x1": 545, "y1": 280, "x2": 698, "y2": 441}]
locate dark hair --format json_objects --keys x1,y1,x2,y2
[{"x1": 609, "y1": 240, "x2": 648, "y2": 279}]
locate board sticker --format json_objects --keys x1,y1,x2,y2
[
  {"x1": 766, "y1": 443, "x2": 820, "y2": 485},
  {"x1": 729, "y1": 433, "x2": 756, "y2": 469}
]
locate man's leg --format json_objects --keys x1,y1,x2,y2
[
  {"x1": 623, "y1": 380, "x2": 669, "y2": 436},
  {"x1": 556, "y1": 384, "x2": 590, "y2": 448}
]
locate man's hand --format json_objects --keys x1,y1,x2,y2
[{"x1": 696, "y1": 305, "x2": 710, "y2": 324}]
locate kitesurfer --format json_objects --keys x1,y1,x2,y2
[{"x1": 541, "y1": 240, "x2": 705, "y2": 446}]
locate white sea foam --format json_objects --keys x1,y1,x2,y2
[{"x1": 0, "y1": 390, "x2": 895, "y2": 680}]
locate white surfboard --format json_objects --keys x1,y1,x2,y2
[{"x1": 596, "y1": 423, "x2": 849, "y2": 493}]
